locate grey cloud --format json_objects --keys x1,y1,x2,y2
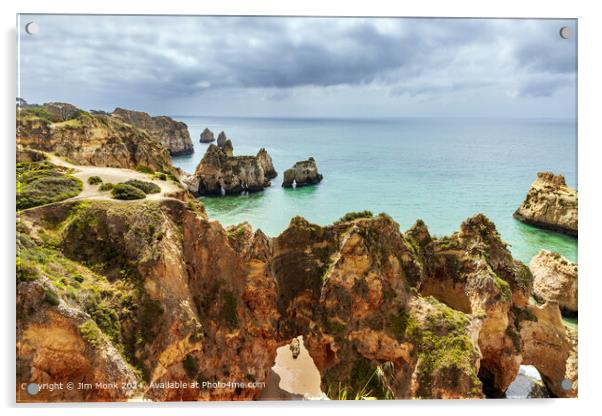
[{"x1": 18, "y1": 15, "x2": 576, "y2": 117}]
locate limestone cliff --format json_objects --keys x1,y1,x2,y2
[
  {"x1": 112, "y1": 108, "x2": 194, "y2": 156},
  {"x1": 17, "y1": 199, "x2": 577, "y2": 401},
  {"x1": 514, "y1": 172, "x2": 578, "y2": 237},
  {"x1": 184, "y1": 144, "x2": 277, "y2": 196},
  {"x1": 17, "y1": 105, "x2": 173, "y2": 173},
  {"x1": 530, "y1": 250, "x2": 578, "y2": 315}
]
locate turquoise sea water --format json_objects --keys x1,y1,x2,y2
[{"x1": 172, "y1": 116, "x2": 577, "y2": 265}]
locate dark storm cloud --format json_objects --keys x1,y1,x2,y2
[{"x1": 17, "y1": 15, "x2": 576, "y2": 116}]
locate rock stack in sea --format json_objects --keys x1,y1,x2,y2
[
  {"x1": 529, "y1": 250, "x2": 578, "y2": 316},
  {"x1": 514, "y1": 172, "x2": 577, "y2": 236},
  {"x1": 200, "y1": 128, "x2": 215, "y2": 143},
  {"x1": 184, "y1": 141, "x2": 277, "y2": 196},
  {"x1": 217, "y1": 131, "x2": 228, "y2": 148},
  {"x1": 282, "y1": 157, "x2": 323, "y2": 188}
]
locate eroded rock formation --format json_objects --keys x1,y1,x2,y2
[
  {"x1": 530, "y1": 250, "x2": 578, "y2": 315},
  {"x1": 17, "y1": 104, "x2": 174, "y2": 173},
  {"x1": 200, "y1": 128, "x2": 215, "y2": 143},
  {"x1": 217, "y1": 131, "x2": 228, "y2": 148},
  {"x1": 282, "y1": 157, "x2": 322, "y2": 188},
  {"x1": 514, "y1": 172, "x2": 578, "y2": 237},
  {"x1": 17, "y1": 200, "x2": 577, "y2": 401},
  {"x1": 112, "y1": 108, "x2": 194, "y2": 156},
  {"x1": 184, "y1": 144, "x2": 276, "y2": 196}
]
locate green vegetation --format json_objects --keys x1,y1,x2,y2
[
  {"x1": 124, "y1": 179, "x2": 161, "y2": 194},
  {"x1": 79, "y1": 320, "x2": 103, "y2": 348},
  {"x1": 155, "y1": 172, "x2": 167, "y2": 181},
  {"x1": 335, "y1": 210, "x2": 374, "y2": 224},
  {"x1": 406, "y1": 297, "x2": 481, "y2": 398},
  {"x1": 327, "y1": 358, "x2": 393, "y2": 400},
  {"x1": 111, "y1": 183, "x2": 146, "y2": 200},
  {"x1": 16, "y1": 257, "x2": 40, "y2": 282},
  {"x1": 87, "y1": 176, "x2": 103, "y2": 185},
  {"x1": 99, "y1": 182, "x2": 114, "y2": 191},
  {"x1": 17, "y1": 161, "x2": 83, "y2": 210},
  {"x1": 135, "y1": 165, "x2": 155, "y2": 175},
  {"x1": 43, "y1": 288, "x2": 60, "y2": 306}
]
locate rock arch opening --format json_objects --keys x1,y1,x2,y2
[{"x1": 260, "y1": 336, "x2": 326, "y2": 400}]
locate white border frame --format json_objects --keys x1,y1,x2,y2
[{"x1": 2, "y1": 1, "x2": 600, "y2": 416}]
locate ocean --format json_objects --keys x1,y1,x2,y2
[{"x1": 171, "y1": 116, "x2": 577, "y2": 265}]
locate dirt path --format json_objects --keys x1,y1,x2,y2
[{"x1": 47, "y1": 154, "x2": 183, "y2": 202}]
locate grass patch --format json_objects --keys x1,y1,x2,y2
[
  {"x1": 17, "y1": 161, "x2": 82, "y2": 210},
  {"x1": 111, "y1": 183, "x2": 146, "y2": 200},
  {"x1": 79, "y1": 320, "x2": 103, "y2": 348},
  {"x1": 43, "y1": 288, "x2": 60, "y2": 306},
  {"x1": 335, "y1": 210, "x2": 373, "y2": 224},
  {"x1": 407, "y1": 297, "x2": 481, "y2": 398},
  {"x1": 135, "y1": 165, "x2": 155, "y2": 175}
]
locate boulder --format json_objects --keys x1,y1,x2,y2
[
  {"x1": 112, "y1": 107, "x2": 194, "y2": 156},
  {"x1": 200, "y1": 128, "x2": 215, "y2": 143},
  {"x1": 530, "y1": 250, "x2": 578, "y2": 315},
  {"x1": 282, "y1": 157, "x2": 322, "y2": 188},
  {"x1": 514, "y1": 172, "x2": 578, "y2": 237}
]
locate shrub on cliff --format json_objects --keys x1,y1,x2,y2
[
  {"x1": 16, "y1": 161, "x2": 83, "y2": 210},
  {"x1": 124, "y1": 179, "x2": 161, "y2": 194},
  {"x1": 87, "y1": 176, "x2": 103, "y2": 185},
  {"x1": 99, "y1": 182, "x2": 114, "y2": 191},
  {"x1": 111, "y1": 183, "x2": 146, "y2": 200}
]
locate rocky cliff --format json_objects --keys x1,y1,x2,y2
[
  {"x1": 17, "y1": 198, "x2": 577, "y2": 401},
  {"x1": 514, "y1": 172, "x2": 578, "y2": 237},
  {"x1": 112, "y1": 108, "x2": 194, "y2": 156},
  {"x1": 17, "y1": 104, "x2": 174, "y2": 173},
  {"x1": 530, "y1": 250, "x2": 578, "y2": 316},
  {"x1": 184, "y1": 144, "x2": 276, "y2": 196},
  {"x1": 282, "y1": 158, "x2": 322, "y2": 188}
]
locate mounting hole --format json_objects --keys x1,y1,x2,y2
[
  {"x1": 559, "y1": 26, "x2": 571, "y2": 39},
  {"x1": 25, "y1": 22, "x2": 39, "y2": 35},
  {"x1": 560, "y1": 378, "x2": 573, "y2": 390}
]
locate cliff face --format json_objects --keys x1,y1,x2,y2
[
  {"x1": 530, "y1": 250, "x2": 578, "y2": 315},
  {"x1": 17, "y1": 198, "x2": 279, "y2": 402},
  {"x1": 17, "y1": 106, "x2": 173, "y2": 173},
  {"x1": 17, "y1": 200, "x2": 577, "y2": 401},
  {"x1": 514, "y1": 172, "x2": 578, "y2": 237},
  {"x1": 112, "y1": 108, "x2": 194, "y2": 156},
  {"x1": 185, "y1": 144, "x2": 276, "y2": 196}
]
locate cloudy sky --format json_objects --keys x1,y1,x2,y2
[{"x1": 18, "y1": 15, "x2": 576, "y2": 118}]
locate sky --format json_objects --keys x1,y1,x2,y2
[{"x1": 17, "y1": 15, "x2": 577, "y2": 118}]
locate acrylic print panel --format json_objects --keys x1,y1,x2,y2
[{"x1": 16, "y1": 14, "x2": 577, "y2": 402}]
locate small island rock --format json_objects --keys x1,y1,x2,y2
[
  {"x1": 200, "y1": 128, "x2": 215, "y2": 143},
  {"x1": 514, "y1": 172, "x2": 577, "y2": 237},
  {"x1": 282, "y1": 157, "x2": 322, "y2": 188}
]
